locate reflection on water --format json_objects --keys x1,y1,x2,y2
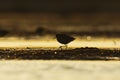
[
  {"x1": 0, "y1": 37, "x2": 120, "y2": 49},
  {"x1": 0, "y1": 60, "x2": 120, "y2": 80}
]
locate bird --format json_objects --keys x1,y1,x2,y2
[{"x1": 56, "y1": 34, "x2": 75, "y2": 50}]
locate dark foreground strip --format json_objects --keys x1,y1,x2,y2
[{"x1": 0, "y1": 47, "x2": 120, "y2": 60}]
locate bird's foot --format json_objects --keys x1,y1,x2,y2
[
  {"x1": 58, "y1": 45, "x2": 68, "y2": 50},
  {"x1": 58, "y1": 46, "x2": 62, "y2": 50}
]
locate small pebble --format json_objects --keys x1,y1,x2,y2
[{"x1": 54, "y1": 51, "x2": 57, "y2": 54}]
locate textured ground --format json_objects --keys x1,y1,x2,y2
[{"x1": 0, "y1": 47, "x2": 120, "y2": 60}]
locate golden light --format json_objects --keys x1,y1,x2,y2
[{"x1": 0, "y1": 37, "x2": 120, "y2": 49}]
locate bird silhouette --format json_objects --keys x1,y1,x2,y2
[{"x1": 56, "y1": 34, "x2": 75, "y2": 50}]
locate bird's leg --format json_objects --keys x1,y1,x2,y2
[
  {"x1": 65, "y1": 44, "x2": 68, "y2": 50},
  {"x1": 58, "y1": 44, "x2": 67, "y2": 50},
  {"x1": 58, "y1": 46, "x2": 62, "y2": 50}
]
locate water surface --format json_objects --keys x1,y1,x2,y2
[
  {"x1": 0, "y1": 37, "x2": 120, "y2": 49},
  {"x1": 0, "y1": 60, "x2": 120, "y2": 80}
]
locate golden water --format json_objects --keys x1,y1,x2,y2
[
  {"x1": 0, "y1": 60, "x2": 120, "y2": 80},
  {"x1": 0, "y1": 37, "x2": 120, "y2": 49}
]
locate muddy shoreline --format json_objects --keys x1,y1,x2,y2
[{"x1": 0, "y1": 47, "x2": 120, "y2": 60}]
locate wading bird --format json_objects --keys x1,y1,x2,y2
[{"x1": 56, "y1": 34, "x2": 75, "y2": 50}]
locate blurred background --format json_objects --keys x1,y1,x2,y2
[{"x1": 0, "y1": 0, "x2": 120, "y2": 38}]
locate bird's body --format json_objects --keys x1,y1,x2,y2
[{"x1": 56, "y1": 34, "x2": 75, "y2": 50}]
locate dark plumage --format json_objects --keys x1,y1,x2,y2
[{"x1": 56, "y1": 34, "x2": 75, "y2": 49}]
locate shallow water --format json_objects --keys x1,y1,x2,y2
[
  {"x1": 0, "y1": 37, "x2": 120, "y2": 49},
  {"x1": 0, "y1": 60, "x2": 120, "y2": 80}
]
